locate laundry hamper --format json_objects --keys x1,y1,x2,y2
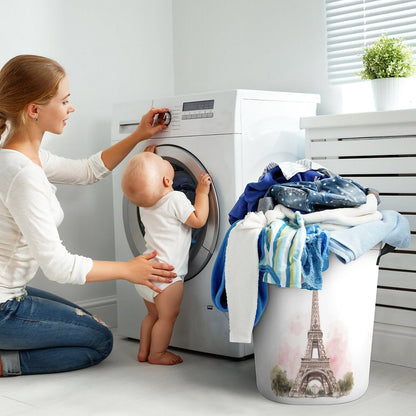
[{"x1": 252, "y1": 246, "x2": 380, "y2": 404}]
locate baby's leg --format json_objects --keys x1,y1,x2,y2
[
  {"x1": 138, "y1": 300, "x2": 158, "y2": 362},
  {"x1": 148, "y1": 281, "x2": 184, "y2": 365}
]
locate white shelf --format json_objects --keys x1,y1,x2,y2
[{"x1": 302, "y1": 110, "x2": 416, "y2": 369}]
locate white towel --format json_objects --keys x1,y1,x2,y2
[
  {"x1": 225, "y1": 208, "x2": 284, "y2": 343},
  {"x1": 278, "y1": 193, "x2": 382, "y2": 230},
  {"x1": 278, "y1": 159, "x2": 327, "y2": 180}
]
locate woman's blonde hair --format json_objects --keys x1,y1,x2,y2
[{"x1": 0, "y1": 55, "x2": 66, "y2": 145}]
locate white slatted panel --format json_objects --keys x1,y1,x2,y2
[
  {"x1": 304, "y1": 111, "x2": 416, "y2": 367},
  {"x1": 379, "y1": 269, "x2": 416, "y2": 289},
  {"x1": 309, "y1": 136, "x2": 416, "y2": 157},
  {"x1": 346, "y1": 176, "x2": 415, "y2": 193},
  {"x1": 308, "y1": 133, "x2": 416, "y2": 331},
  {"x1": 378, "y1": 196, "x2": 416, "y2": 212},
  {"x1": 375, "y1": 307, "x2": 415, "y2": 326},
  {"x1": 377, "y1": 287, "x2": 416, "y2": 308},
  {"x1": 312, "y1": 156, "x2": 416, "y2": 175},
  {"x1": 406, "y1": 215, "x2": 416, "y2": 231},
  {"x1": 326, "y1": 0, "x2": 416, "y2": 83},
  {"x1": 379, "y1": 252, "x2": 416, "y2": 270}
]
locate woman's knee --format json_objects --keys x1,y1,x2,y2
[
  {"x1": 77, "y1": 312, "x2": 113, "y2": 361},
  {"x1": 92, "y1": 319, "x2": 114, "y2": 360}
]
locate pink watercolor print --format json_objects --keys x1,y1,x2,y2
[
  {"x1": 270, "y1": 291, "x2": 354, "y2": 398},
  {"x1": 325, "y1": 323, "x2": 352, "y2": 380}
]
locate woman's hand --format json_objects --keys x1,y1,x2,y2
[
  {"x1": 125, "y1": 251, "x2": 176, "y2": 293},
  {"x1": 134, "y1": 107, "x2": 169, "y2": 142},
  {"x1": 100, "y1": 108, "x2": 169, "y2": 171},
  {"x1": 87, "y1": 251, "x2": 175, "y2": 292}
]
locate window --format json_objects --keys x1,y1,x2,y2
[{"x1": 326, "y1": 0, "x2": 416, "y2": 83}]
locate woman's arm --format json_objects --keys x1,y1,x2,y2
[
  {"x1": 9, "y1": 163, "x2": 175, "y2": 289},
  {"x1": 87, "y1": 251, "x2": 175, "y2": 294},
  {"x1": 101, "y1": 107, "x2": 169, "y2": 171}
]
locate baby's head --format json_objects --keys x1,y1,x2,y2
[{"x1": 122, "y1": 151, "x2": 174, "y2": 207}]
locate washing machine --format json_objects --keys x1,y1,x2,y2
[{"x1": 112, "y1": 89, "x2": 319, "y2": 358}]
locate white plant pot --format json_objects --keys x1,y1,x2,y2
[{"x1": 371, "y1": 77, "x2": 414, "y2": 111}]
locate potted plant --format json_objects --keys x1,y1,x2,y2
[{"x1": 359, "y1": 35, "x2": 416, "y2": 111}]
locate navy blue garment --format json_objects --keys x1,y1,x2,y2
[
  {"x1": 268, "y1": 175, "x2": 367, "y2": 213},
  {"x1": 228, "y1": 166, "x2": 327, "y2": 224}
]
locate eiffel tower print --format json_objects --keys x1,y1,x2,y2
[{"x1": 288, "y1": 290, "x2": 340, "y2": 398}]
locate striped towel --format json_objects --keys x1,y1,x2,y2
[{"x1": 259, "y1": 212, "x2": 306, "y2": 288}]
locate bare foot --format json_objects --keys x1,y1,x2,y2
[
  {"x1": 137, "y1": 348, "x2": 148, "y2": 362},
  {"x1": 148, "y1": 351, "x2": 183, "y2": 365}
]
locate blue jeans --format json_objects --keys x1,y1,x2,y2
[{"x1": 0, "y1": 287, "x2": 113, "y2": 376}]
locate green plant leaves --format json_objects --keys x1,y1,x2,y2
[{"x1": 359, "y1": 35, "x2": 415, "y2": 80}]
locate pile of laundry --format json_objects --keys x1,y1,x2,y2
[{"x1": 211, "y1": 160, "x2": 410, "y2": 343}]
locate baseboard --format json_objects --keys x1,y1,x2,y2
[
  {"x1": 372, "y1": 322, "x2": 416, "y2": 368},
  {"x1": 77, "y1": 295, "x2": 118, "y2": 328}
]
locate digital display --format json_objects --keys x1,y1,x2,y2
[{"x1": 182, "y1": 100, "x2": 214, "y2": 111}]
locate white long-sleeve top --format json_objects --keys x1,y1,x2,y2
[{"x1": 0, "y1": 148, "x2": 111, "y2": 303}]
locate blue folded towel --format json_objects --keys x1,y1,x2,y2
[{"x1": 329, "y1": 210, "x2": 410, "y2": 263}]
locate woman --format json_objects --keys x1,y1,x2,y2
[{"x1": 0, "y1": 55, "x2": 175, "y2": 376}]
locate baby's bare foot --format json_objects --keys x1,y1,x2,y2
[
  {"x1": 137, "y1": 341, "x2": 151, "y2": 362},
  {"x1": 148, "y1": 351, "x2": 183, "y2": 365},
  {"x1": 137, "y1": 349, "x2": 148, "y2": 362}
]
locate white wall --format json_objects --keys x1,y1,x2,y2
[
  {"x1": 2, "y1": 0, "x2": 359, "y2": 323},
  {"x1": 172, "y1": 0, "x2": 343, "y2": 115},
  {"x1": 1, "y1": 0, "x2": 174, "y2": 317}
]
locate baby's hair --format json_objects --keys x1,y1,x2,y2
[{"x1": 122, "y1": 153, "x2": 162, "y2": 207}]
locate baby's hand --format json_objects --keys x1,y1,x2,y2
[{"x1": 196, "y1": 172, "x2": 211, "y2": 195}]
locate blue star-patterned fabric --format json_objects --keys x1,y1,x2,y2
[{"x1": 268, "y1": 176, "x2": 367, "y2": 213}]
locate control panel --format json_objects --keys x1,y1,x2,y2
[
  {"x1": 113, "y1": 89, "x2": 320, "y2": 140},
  {"x1": 152, "y1": 91, "x2": 237, "y2": 138},
  {"x1": 181, "y1": 99, "x2": 214, "y2": 120}
]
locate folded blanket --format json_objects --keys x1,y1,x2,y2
[{"x1": 329, "y1": 210, "x2": 411, "y2": 263}]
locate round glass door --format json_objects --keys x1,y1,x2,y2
[{"x1": 123, "y1": 144, "x2": 220, "y2": 281}]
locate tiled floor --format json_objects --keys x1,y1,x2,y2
[{"x1": 1, "y1": 330, "x2": 415, "y2": 416}]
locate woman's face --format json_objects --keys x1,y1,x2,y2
[{"x1": 37, "y1": 76, "x2": 75, "y2": 134}]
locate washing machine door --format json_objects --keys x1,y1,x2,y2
[{"x1": 123, "y1": 144, "x2": 220, "y2": 281}]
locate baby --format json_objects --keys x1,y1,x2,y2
[{"x1": 121, "y1": 146, "x2": 211, "y2": 365}]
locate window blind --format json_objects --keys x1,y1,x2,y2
[{"x1": 326, "y1": 0, "x2": 416, "y2": 83}]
